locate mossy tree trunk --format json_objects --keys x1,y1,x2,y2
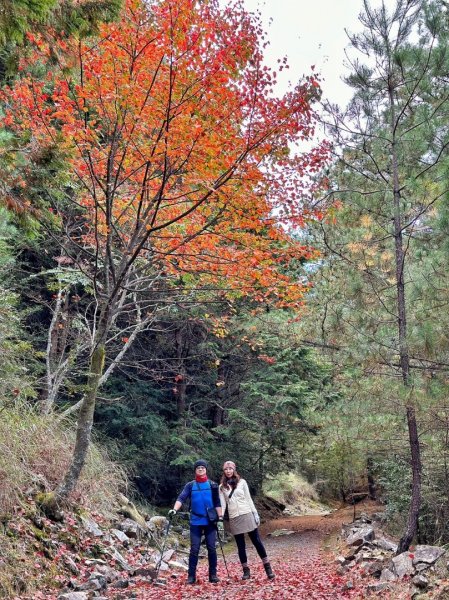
[{"x1": 55, "y1": 342, "x2": 106, "y2": 500}]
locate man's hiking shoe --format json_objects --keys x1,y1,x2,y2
[
  {"x1": 264, "y1": 563, "x2": 275, "y2": 579},
  {"x1": 209, "y1": 574, "x2": 220, "y2": 583},
  {"x1": 242, "y1": 566, "x2": 251, "y2": 580},
  {"x1": 187, "y1": 576, "x2": 196, "y2": 584}
]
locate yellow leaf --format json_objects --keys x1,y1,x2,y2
[{"x1": 360, "y1": 215, "x2": 373, "y2": 227}]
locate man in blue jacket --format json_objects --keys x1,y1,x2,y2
[{"x1": 169, "y1": 459, "x2": 222, "y2": 584}]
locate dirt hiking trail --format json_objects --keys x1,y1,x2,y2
[{"x1": 112, "y1": 501, "x2": 396, "y2": 599}]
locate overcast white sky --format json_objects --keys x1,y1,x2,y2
[{"x1": 241, "y1": 0, "x2": 396, "y2": 106}]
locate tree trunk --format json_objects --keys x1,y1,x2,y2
[
  {"x1": 41, "y1": 285, "x2": 65, "y2": 415},
  {"x1": 211, "y1": 405, "x2": 224, "y2": 427},
  {"x1": 366, "y1": 456, "x2": 376, "y2": 501},
  {"x1": 397, "y1": 405, "x2": 422, "y2": 552},
  {"x1": 55, "y1": 343, "x2": 105, "y2": 500},
  {"x1": 390, "y1": 94, "x2": 422, "y2": 553},
  {"x1": 174, "y1": 327, "x2": 187, "y2": 417},
  {"x1": 176, "y1": 378, "x2": 186, "y2": 417},
  {"x1": 211, "y1": 362, "x2": 226, "y2": 427}
]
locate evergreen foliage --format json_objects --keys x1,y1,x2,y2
[
  {"x1": 93, "y1": 310, "x2": 332, "y2": 503},
  {"x1": 302, "y1": 0, "x2": 449, "y2": 545},
  {"x1": 0, "y1": 209, "x2": 35, "y2": 401},
  {"x1": 0, "y1": 0, "x2": 122, "y2": 81}
]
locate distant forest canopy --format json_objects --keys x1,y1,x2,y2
[{"x1": 1, "y1": 0, "x2": 449, "y2": 551}]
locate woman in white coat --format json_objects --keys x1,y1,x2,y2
[{"x1": 219, "y1": 460, "x2": 275, "y2": 580}]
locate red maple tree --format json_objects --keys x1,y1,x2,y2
[{"x1": 2, "y1": 0, "x2": 329, "y2": 501}]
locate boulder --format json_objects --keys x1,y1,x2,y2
[
  {"x1": 392, "y1": 552, "x2": 414, "y2": 578},
  {"x1": 346, "y1": 526, "x2": 375, "y2": 546},
  {"x1": 359, "y1": 541, "x2": 377, "y2": 551},
  {"x1": 412, "y1": 574, "x2": 429, "y2": 590},
  {"x1": 75, "y1": 576, "x2": 106, "y2": 592},
  {"x1": 355, "y1": 552, "x2": 373, "y2": 564},
  {"x1": 380, "y1": 568, "x2": 397, "y2": 582},
  {"x1": 366, "y1": 582, "x2": 392, "y2": 594},
  {"x1": 162, "y1": 549, "x2": 175, "y2": 562},
  {"x1": 358, "y1": 513, "x2": 372, "y2": 523},
  {"x1": 111, "y1": 528, "x2": 130, "y2": 545},
  {"x1": 374, "y1": 537, "x2": 398, "y2": 553},
  {"x1": 118, "y1": 518, "x2": 144, "y2": 539},
  {"x1": 58, "y1": 593, "x2": 89, "y2": 600},
  {"x1": 91, "y1": 565, "x2": 120, "y2": 583},
  {"x1": 364, "y1": 559, "x2": 385, "y2": 577},
  {"x1": 111, "y1": 579, "x2": 130, "y2": 589},
  {"x1": 110, "y1": 548, "x2": 131, "y2": 571},
  {"x1": 132, "y1": 566, "x2": 158, "y2": 578},
  {"x1": 414, "y1": 562, "x2": 428, "y2": 572},
  {"x1": 80, "y1": 516, "x2": 103, "y2": 537},
  {"x1": 63, "y1": 556, "x2": 80, "y2": 575},
  {"x1": 168, "y1": 560, "x2": 189, "y2": 571},
  {"x1": 412, "y1": 545, "x2": 445, "y2": 566}
]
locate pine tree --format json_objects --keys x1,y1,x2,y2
[{"x1": 312, "y1": 0, "x2": 449, "y2": 551}]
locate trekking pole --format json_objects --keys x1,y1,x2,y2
[
  {"x1": 215, "y1": 521, "x2": 230, "y2": 578},
  {"x1": 154, "y1": 514, "x2": 173, "y2": 582}
]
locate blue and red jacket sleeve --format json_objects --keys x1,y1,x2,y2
[{"x1": 177, "y1": 481, "x2": 193, "y2": 506}]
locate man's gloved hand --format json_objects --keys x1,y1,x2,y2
[
  {"x1": 217, "y1": 520, "x2": 224, "y2": 532},
  {"x1": 168, "y1": 509, "x2": 177, "y2": 519}
]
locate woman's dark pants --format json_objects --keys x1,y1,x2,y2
[
  {"x1": 188, "y1": 523, "x2": 217, "y2": 578},
  {"x1": 234, "y1": 528, "x2": 267, "y2": 564}
]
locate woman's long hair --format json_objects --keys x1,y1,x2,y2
[{"x1": 220, "y1": 469, "x2": 241, "y2": 490}]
